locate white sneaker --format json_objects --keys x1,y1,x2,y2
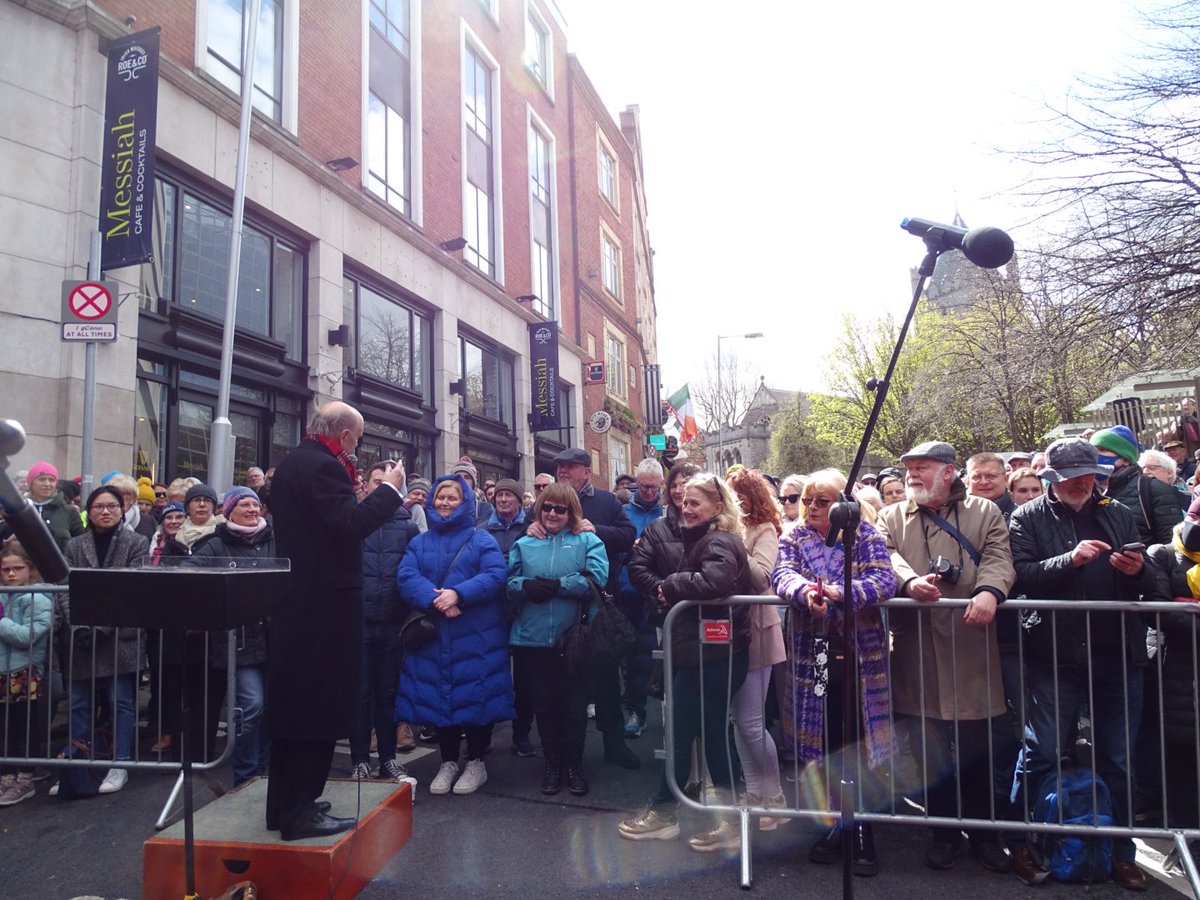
[
  {"x1": 430, "y1": 761, "x2": 459, "y2": 795},
  {"x1": 453, "y1": 759, "x2": 487, "y2": 795},
  {"x1": 350, "y1": 762, "x2": 372, "y2": 780},
  {"x1": 98, "y1": 768, "x2": 128, "y2": 794},
  {"x1": 48, "y1": 781, "x2": 60, "y2": 797}
]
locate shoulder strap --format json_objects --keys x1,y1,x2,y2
[
  {"x1": 920, "y1": 508, "x2": 982, "y2": 567},
  {"x1": 438, "y1": 535, "x2": 473, "y2": 586},
  {"x1": 1138, "y1": 475, "x2": 1155, "y2": 539}
]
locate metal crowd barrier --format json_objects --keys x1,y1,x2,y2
[
  {"x1": 660, "y1": 594, "x2": 1200, "y2": 895},
  {"x1": 0, "y1": 582, "x2": 238, "y2": 827}
]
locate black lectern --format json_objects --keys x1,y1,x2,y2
[{"x1": 69, "y1": 560, "x2": 288, "y2": 900}]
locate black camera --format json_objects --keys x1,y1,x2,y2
[{"x1": 929, "y1": 555, "x2": 961, "y2": 584}]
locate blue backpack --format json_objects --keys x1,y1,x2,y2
[{"x1": 1033, "y1": 769, "x2": 1114, "y2": 883}]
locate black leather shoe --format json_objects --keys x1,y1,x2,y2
[
  {"x1": 603, "y1": 736, "x2": 640, "y2": 770},
  {"x1": 280, "y1": 810, "x2": 356, "y2": 842},
  {"x1": 808, "y1": 825, "x2": 842, "y2": 865},
  {"x1": 1010, "y1": 846, "x2": 1047, "y2": 885},
  {"x1": 541, "y1": 761, "x2": 562, "y2": 795},
  {"x1": 566, "y1": 765, "x2": 589, "y2": 796},
  {"x1": 1113, "y1": 860, "x2": 1148, "y2": 892},
  {"x1": 924, "y1": 840, "x2": 960, "y2": 870},
  {"x1": 971, "y1": 838, "x2": 1011, "y2": 873},
  {"x1": 267, "y1": 800, "x2": 330, "y2": 831},
  {"x1": 853, "y1": 823, "x2": 878, "y2": 877}
]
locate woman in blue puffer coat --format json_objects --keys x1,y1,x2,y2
[
  {"x1": 507, "y1": 482, "x2": 608, "y2": 797},
  {"x1": 396, "y1": 474, "x2": 511, "y2": 796}
]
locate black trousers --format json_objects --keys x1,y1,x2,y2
[
  {"x1": 266, "y1": 738, "x2": 336, "y2": 831},
  {"x1": 513, "y1": 647, "x2": 587, "y2": 764}
]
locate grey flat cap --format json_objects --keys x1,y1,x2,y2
[{"x1": 899, "y1": 441, "x2": 957, "y2": 465}]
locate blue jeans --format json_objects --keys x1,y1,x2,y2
[
  {"x1": 69, "y1": 673, "x2": 136, "y2": 760},
  {"x1": 232, "y1": 665, "x2": 268, "y2": 785},
  {"x1": 1014, "y1": 662, "x2": 1144, "y2": 861},
  {"x1": 653, "y1": 650, "x2": 748, "y2": 809}
]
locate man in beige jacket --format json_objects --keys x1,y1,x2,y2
[{"x1": 875, "y1": 440, "x2": 1016, "y2": 875}]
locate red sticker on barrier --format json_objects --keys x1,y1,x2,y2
[{"x1": 702, "y1": 620, "x2": 731, "y2": 643}]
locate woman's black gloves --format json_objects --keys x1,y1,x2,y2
[{"x1": 523, "y1": 577, "x2": 560, "y2": 603}]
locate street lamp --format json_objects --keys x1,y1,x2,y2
[{"x1": 716, "y1": 332, "x2": 763, "y2": 473}]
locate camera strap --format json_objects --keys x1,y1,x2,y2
[{"x1": 919, "y1": 509, "x2": 982, "y2": 567}]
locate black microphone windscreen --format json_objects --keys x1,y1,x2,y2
[{"x1": 960, "y1": 227, "x2": 1015, "y2": 269}]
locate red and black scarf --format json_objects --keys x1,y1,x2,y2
[{"x1": 307, "y1": 432, "x2": 359, "y2": 486}]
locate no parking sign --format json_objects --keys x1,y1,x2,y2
[{"x1": 61, "y1": 280, "x2": 119, "y2": 342}]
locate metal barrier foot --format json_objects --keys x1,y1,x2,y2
[
  {"x1": 1173, "y1": 832, "x2": 1200, "y2": 899},
  {"x1": 740, "y1": 809, "x2": 753, "y2": 889}
]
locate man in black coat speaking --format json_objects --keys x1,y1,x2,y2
[{"x1": 266, "y1": 401, "x2": 406, "y2": 840}]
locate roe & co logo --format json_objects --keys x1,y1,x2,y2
[{"x1": 117, "y1": 44, "x2": 149, "y2": 81}]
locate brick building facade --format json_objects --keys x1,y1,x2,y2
[{"x1": 0, "y1": 0, "x2": 657, "y2": 490}]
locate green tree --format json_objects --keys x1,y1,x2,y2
[
  {"x1": 808, "y1": 309, "x2": 939, "y2": 460},
  {"x1": 766, "y1": 394, "x2": 844, "y2": 475}
]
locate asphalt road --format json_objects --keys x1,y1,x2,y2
[{"x1": 2, "y1": 711, "x2": 1194, "y2": 899}]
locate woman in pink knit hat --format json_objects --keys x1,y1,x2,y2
[{"x1": 26, "y1": 461, "x2": 82, "y2": 551}]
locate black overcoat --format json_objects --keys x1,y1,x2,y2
[{"x1": 266, "y1": 438, "x2": 401, "y2": 740}]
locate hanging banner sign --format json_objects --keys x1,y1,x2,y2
[
  {"x1": 528, "y1": 321, "x2": 561, "y2": 432},
  {"x1": 99, "y1": 27, "x2": 161, "y2": 271}
]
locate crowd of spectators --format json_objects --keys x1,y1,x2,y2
[{"x1": 2, "y1": 402, "x2": 1200, "y2": 889}]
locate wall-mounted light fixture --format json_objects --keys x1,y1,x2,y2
[
  {"x1": 586, "y1": 268, "x2": 599, "y2": 278},
  {"x1": 515, "y1": 294, "x2": 538, "y2": 304},
  {"x1": 326, "y1": 157, "x2": 359, "y2": 171},
  {"x1": 328, "y1": 324, "x2": 351, "y2": 346},
  {"x1": 439, "y1": 237, "x2": 469, "y2": 252},
  {"x1": 449, "y1": 378, "x2": 466, "y2": 396}
]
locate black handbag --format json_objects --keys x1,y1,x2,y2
[
  {"x1": 399, "y1": 609, "x2": 437, "y2": 652},
  {"x1": 398, "y1": 537, "x2": 472, "y2": 653},
  {"x1": 560, "y1": 572, "x2": 638, "y2": 677}
]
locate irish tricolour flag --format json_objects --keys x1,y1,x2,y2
[{"x1": 665, "y1": 384, "x2": 699, "y2": 443}]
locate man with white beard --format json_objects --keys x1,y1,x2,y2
[{"x1": 875, "y1": 440, "x2": 1016, "y2": 875}]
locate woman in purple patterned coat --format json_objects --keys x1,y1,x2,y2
[{"x1": 771, "y1": 468, "x2": 896, "y2": 878}]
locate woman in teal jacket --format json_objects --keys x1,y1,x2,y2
[{"x1": 507, "y1": 482, "x2": 608, "y2": 797}]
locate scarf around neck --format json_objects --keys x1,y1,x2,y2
[{"x1": 307, "y1": 432, "x2": 358, "y2": 485}]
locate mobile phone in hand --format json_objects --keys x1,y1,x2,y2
[{"x1": 1121, "y1": 542, "x2": 1146, "y2": 553}]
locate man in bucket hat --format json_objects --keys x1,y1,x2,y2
[{"x1": 1005, "y1": 438, "x2": 1162, "y2": 889}]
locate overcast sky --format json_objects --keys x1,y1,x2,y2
[{"x1": 561, "y1": 0, "x2": 1149, "y2": 402}]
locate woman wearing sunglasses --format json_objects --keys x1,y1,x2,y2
[
  {"x1": 778, "y1": 474, "x2": 809, "y2": 535},
  {"x1": 771, "y1": 469, "x2": 897, "y2": 876},
  {"x1": 506, "y1": 482, "x2": 607, "y2": 796}
]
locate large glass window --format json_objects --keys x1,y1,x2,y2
[
  {"x1": 138, "y1": 175, "x2": 306, "y2": 362},
  {"x1": 176, "y1": 400, "x2": 214, "y2": 480},
  {"x1": 529, "y1": 125, "x2": 554, "y2": 319},
  {"x1": 606, "y1": 331, "x2": 626, "y2": 400},
  {"x1": 349, "y1": 277, "x2": 431, "y2": 402},
  {"x1": 598, "y1": 141, "x2": 617, "y2": 207},
  {"x1": 367, "y1": 0, "x2": 412, "y2": 216},
  {"x1": 133, "y1": 361, "x2": 168, "y2": 480},
  {"x1": 525, "y1": 10, "x2": 549, "y2": 88},
  {"x1": 464, "y1": 46, "x2": 496, "y2": 277},
  {"x1": 461, "y1": 335, "x2": 515, "y2": 428},
  {"x1": 602, "y1": 231, "x2": 621, "y2": 300},
  {"x1": 206, "y1": 0, "x2": 284, "y2": 122}
]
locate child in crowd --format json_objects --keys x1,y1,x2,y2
[{"x1": 0, "y1": 539, "x2": 53, "y2": 806}]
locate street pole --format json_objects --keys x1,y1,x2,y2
[
  {"x1": 208, "y1": 0, "x2": 261, "y2": 495},
  {"x1": 81, "y1": 231, "x2": 102, "y2": 501},
  {"x1": 714, "y1": 332, "x2": 763, "y2": 474}
]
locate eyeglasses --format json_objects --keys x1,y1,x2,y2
[
  {"x1": 154, "y1": 491, "x2": 167, "y2": 498},
  {"x1": 968, "y1": 472, "x2": 1003, "y2": 482},
  {"x1": 781, "y1": 494, "x2": 801, "y2": 504},
  {"x1": 1142, "y1": 464, "x2": 1166, "y2": 473},
  {"x1": 542, "y1": 504, "x2": 569, "y2": 515},
  {"x1": 534, "y1": 483, "x2": 549, "y2": 492},
  {"x1": 801, "y1": 496, "x2": 835, "y2": 509},
  {"x1": 90, "y1": 503, "x2": 121, "y2": 513}
]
